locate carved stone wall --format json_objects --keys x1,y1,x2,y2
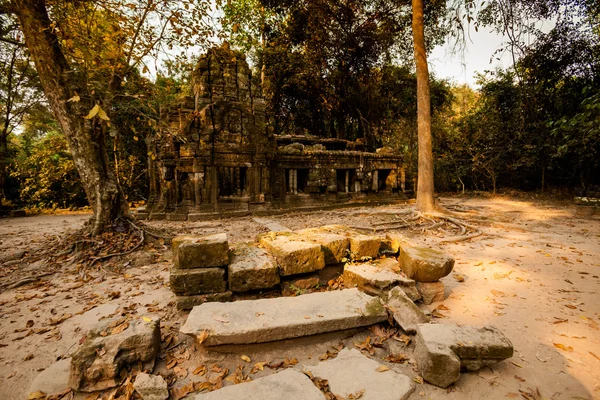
[{"x1": 141, "y1": 44, "x2": 409, "y2": 221}]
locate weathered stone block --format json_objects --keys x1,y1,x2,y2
[
  {"x1": 195, "y1": 369, "x2": 324, "y2": 400},
  {"x1": 414, "y1": 324, "x2": 514, "y2": 388},
  {"x1": 343, "y1": 258, "x2": 420, "y2": 301},
  {"x1": 167, "y1": 213, "x2": 187, "y2": 221},
  {"x1": 385, "y1": 287, "x2": 429, "y2": 334},
  {"x1": 69, "y1": 316, "x2": 161, "y2": 392},
  {"x1": 172, "y1": 233, "x2": 229, "y2": 269},
  {"x1": 228, "y1": 243, "x2": 280, "y2": 292},
  {"x1": 170, "y1": 267, "x2": 226, "y2": 295},
  {"x1": 416, "y1": 281, "x2": 445, "y2": 304},
  {"x1": 180, "y1": 288, "x2": 387, "y2": 346},
  {"x1": 321, "y1": 225, "x2": 381, "y2": 259},
  {"x1": 133, "y1": 373, "x2": 168, "y2": 400},
  {"x1": 296, "y1": 228, "x2": 350, "y2": 264},
  {"x1": 258, "y1": 232, "x2": 325, "y2": 276},
  {"x1": 304, "y1": 348, "x2": 415, "y2": 400},
  {"x1": 175, "y1": 292, "x2": 233, "y2": 311},
  {"x1": 398, "y1": 242, "x2": 454, "y2": 282}
]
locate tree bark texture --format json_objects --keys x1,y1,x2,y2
[
  {"x1": 14, "y1": 0, "x2": 129, "y2": 234},
  {"x1": 412, "y1": 0, "x2": 436, "y2": 213}
]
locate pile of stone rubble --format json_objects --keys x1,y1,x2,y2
[{"x1": 29, "y1": 225, "x2": 514, "y2": 400}]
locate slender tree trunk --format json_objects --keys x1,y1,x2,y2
[
  {"x1": 412, "y1": 0, "x2": 436, "y2": 213},
  {"x1": 15, "y1": 0, "x2": 129, "y2": 235},
  {"x1": 0, "y1": 132, "x2": 8, "y2": 201}
]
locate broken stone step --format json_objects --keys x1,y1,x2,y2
[
  {"x1": 180, "y1": 288, "x2": 387, "y2": 346},
  {"x1": 195, "y1": 369, "x2": 324, "y2": 400},
  {"x1": 295, "y1": 228, "x2": 350, "y2": 264},
  {"x1": 343, "y1": 258, "x2": 420, "y2": 301},
  {"x1": 258, "y1": 232, "x2": 325, "y2": 276},
  {"x1": 385, "y1": 287, "x2": 429, "y2": 334},
  {"x1": 414, "y1": 323, "x2": 514, "y2": 388},
  {"x1": 172, "y1": 233, "x2": 229, "y2": 269},
  {"x1": 228, "y1": 243, "x2": 280, "y2": 292},
  {"x1": 304, "y1": 348, "x2": 414, "y2": 400}
]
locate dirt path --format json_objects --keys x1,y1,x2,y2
[{"x1": 0, "y1": 196, "x2": 598, "y2": 399}]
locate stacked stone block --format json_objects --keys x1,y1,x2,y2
[{"x1": 170, "y1": 233, "x2": 233, "y2": 310}]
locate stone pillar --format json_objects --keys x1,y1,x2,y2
[
  {"x1": 288, "y1": 169, "x2": 297, "y2": 195},
  {"x1": 372, "y1": 170, "x2": 379, "y2": 192},
  {"x1": 345, "y1": 170, "x2": 349, "y2": 193},
  {"x1": 400, "y1": 166, "x2": 406, "y2": 193}
]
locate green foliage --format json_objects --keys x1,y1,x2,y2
[
  {"x1": 11, "y1": 132, "x2": 86, "y2": 209},
  {"x1": 435, "y1": 19, "x2": 600, "y2": 193}
]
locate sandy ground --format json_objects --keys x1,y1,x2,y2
[{"x1": 0, "y1": 195, "x2": 598, "y2": 400}]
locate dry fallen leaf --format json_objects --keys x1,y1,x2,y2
[
  {"x1": 111, "y1": 321, "x2": 129, "y2": 335},
  {"x1": 241, "y1": 355, "x2": 251, "y2": 363},
  {"x1": 376, "y1": 365, "x2": 390, "y2": 372},
  {"x1": 27, "y1": 391, "x2": 46, "y2": 400},
  {"x1": 553, "y1": 343, "x2": 573, "y2": 352},
  {"x1": 193, "y1": 365, "x2": 207, "y2": 376},
  {"x1": 197, "y1": 330, "x2": 209, "y2": 345}
]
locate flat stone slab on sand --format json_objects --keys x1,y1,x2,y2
[
  {"x1": 228, "y1": 243, "x2": 280, "y2": 292},
  {"x1": 180, "y1": 288, "x2": 387, "y2": 346},
  {"x1": 343, "y1": 258, "x2": 420, "y2": 301},
  {"x1": 28, "y1": 358, "x2": 71, "y2": 398},
  {"x1": 415, "y1": 323, "x2": 514, "y2": 388},
  {"x1": 305, "y1": 348, "x2": 414, "y2": 400},
  {"x1": 296, "y1": 228, "x2": 350, "y2": 264},
  {"x1": 258, "y1": 233, "x2": 325, "y2": 276},
  {"x1": 195, "y1": 369, "x2": 324, "y2": 400},
  {"x1": 172, "y1": 233, "x2": 229, "y2": 269}
]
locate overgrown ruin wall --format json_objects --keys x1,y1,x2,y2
[{"x1": 140, "y1": 44, "x2": 409, "y2": 221}]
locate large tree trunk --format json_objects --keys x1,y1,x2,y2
[
  {"x1": 412, "y1": 0, "x2": 436, "y2": 213},
  {"x1": 14, "y1": 0, "x2": 129, "y2": 235}
]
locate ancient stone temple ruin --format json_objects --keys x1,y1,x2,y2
[{"x1": 140, "y1": 44, "x2": 408, "y2": 220}]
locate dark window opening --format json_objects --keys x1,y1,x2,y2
[
  {"x1": 336, "y1": 169, "x2": 356, "y2": 192},
  {"x1": 378, "y1": 169, "x2": 391, "y2": 191},
  {"x1": 297, "y1": 169, "x2": 309, "y2": 193},
  {"x1": 218, "y1": 166, "x2": 247, "y2": 198}
]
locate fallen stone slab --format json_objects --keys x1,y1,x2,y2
[
  {"x1": 180, "y1": 288, "x2": 386, "y2": 346},
  {"x1": 195, "y1": 369, "x2": 324, "y2": 400},
  {"x1": 416, "y1": 281, "x2": 445, "y2": 304},
  {"x1": 134, "y1": 373, "x2": 169, "y2": 400},
  {"x1": 228, "y1": 243, "x2": 280, "y2": 292},
  {"x1": 253, "y1": 217, "x2": 292, "y2": 232},
  {"x1": 28, "y1": 358, "x2": 71, "y2": 398},
  {"x1": 397, "y1": 242, "x2": 454, "y2": 282},
  {"x1": 258, "y1": 232, "x2": 325, "y2": 276},
  {"x1": 170, "y1": 267, "x2": 227, "y2": 295},
  {"x1": 343, "y1": 258, "x2": 420, "y2": 301},
  {"x1": 296, "y1": 228, "x2": 350, "y2": 264},
  {"x1": 385, "y1": 287, "x2": 429, "y2": 334},
  {"x1": 305, "y1": 348, "x2": 414, "y2": 400},
  {"x1": 173, "y1": 233, "x2": 229, "y2": 269},
  {"x1": 176, "y1": 292, "x2": 233, "y2": 311},
  {"x1": 69, "y1": 315, "x2": 161, "y2": 392},
  {"x1": 414, "y1": 323, "x2": 514, "y2": 388}
]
